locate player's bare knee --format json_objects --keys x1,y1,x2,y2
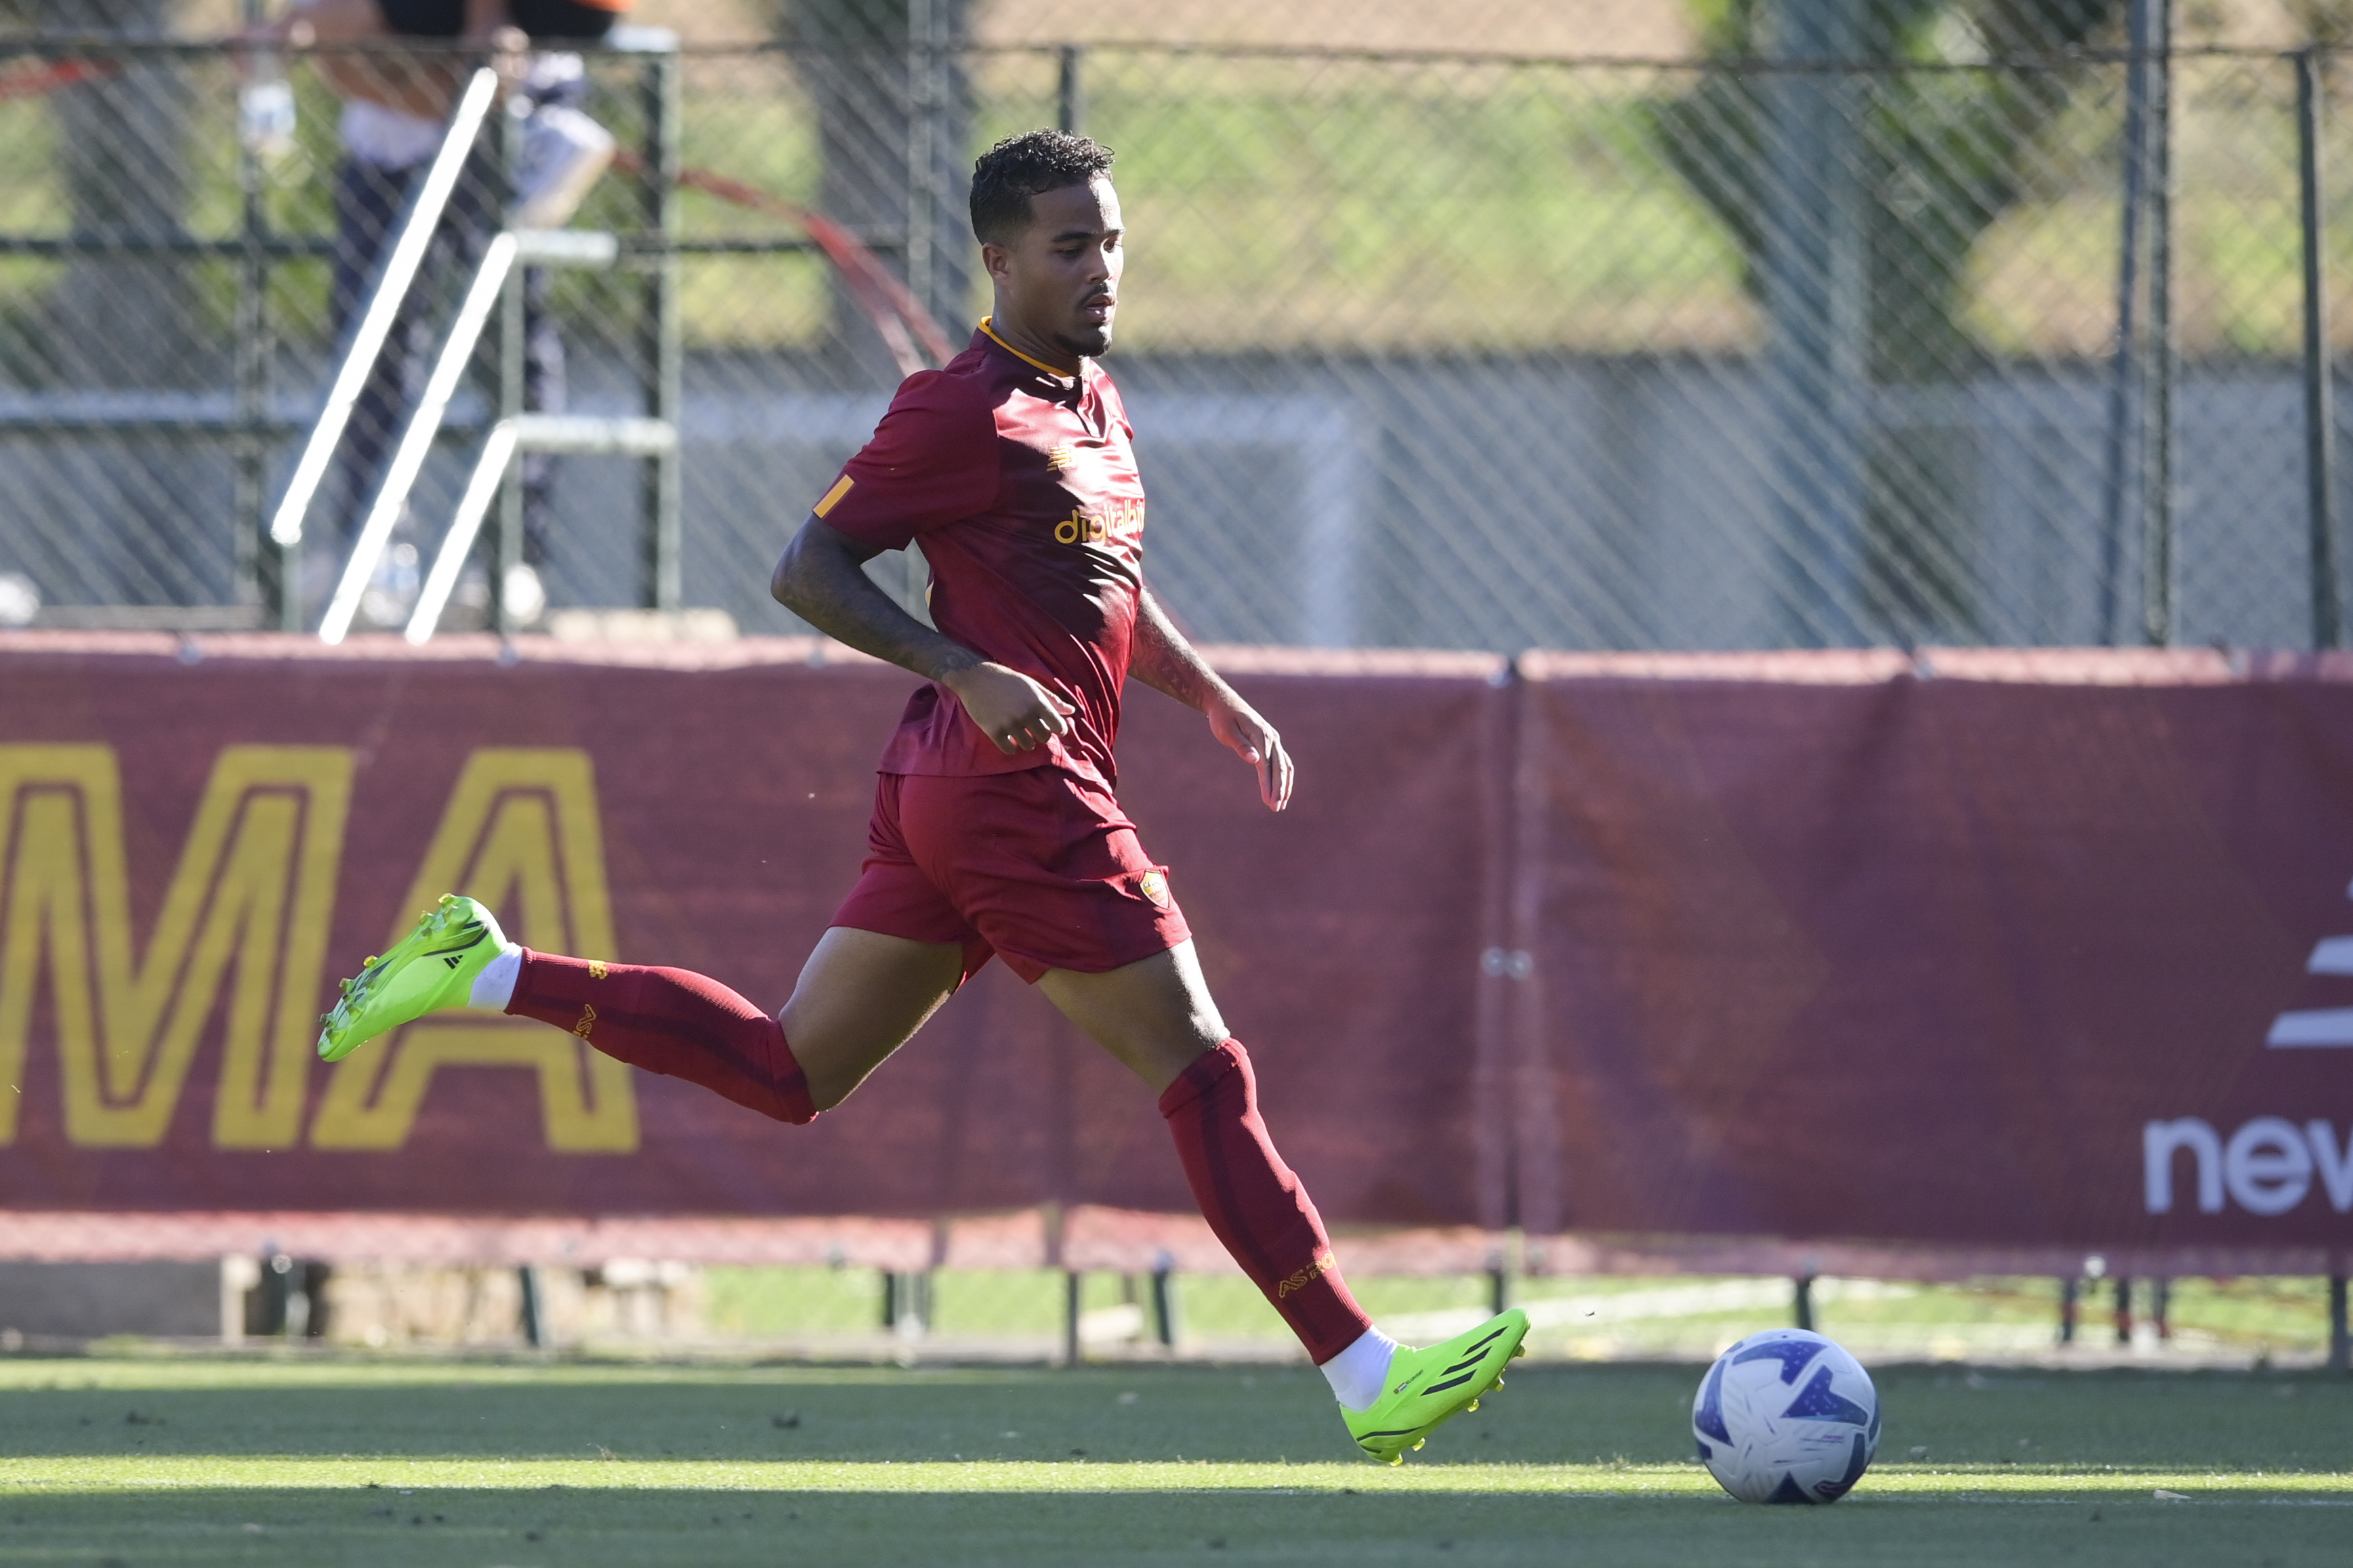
[{"x1": 805, "y1": 1072, "x2": 855, "y2": 1114}]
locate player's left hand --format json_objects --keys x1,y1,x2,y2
[{"x1": 1207, "y1": 696, "x2": 1293, "y2": 812}]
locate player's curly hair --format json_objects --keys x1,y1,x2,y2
[{"x1": 969, "y1": 129, "x2": 1115, "y2": 245}]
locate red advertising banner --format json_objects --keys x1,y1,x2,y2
[
  {"x1": 1512, "y1": 649, "x2": 2353, "y2": 1266},
  {"x1": 2, "y1": 635, "x2": 2348, "y2": 1269},
  {"x1": 0, "y1": 634, "x2": 1510, "y2": 1233}
]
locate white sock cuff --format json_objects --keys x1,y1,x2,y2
[
  {"x1": 1320, "y1": 1326, "x2": 1402, "y2": 1412},
  {"x1": 470, "y1": 944, "x2": 524, "y2": 1011}
]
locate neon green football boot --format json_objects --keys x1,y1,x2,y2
[
  {"x1": 316, "y1": 895, "x2": 509, "y2": 1063},
  {"x1": 1341, "y1": 1308, "x2": 1530, "y2": 1464}
]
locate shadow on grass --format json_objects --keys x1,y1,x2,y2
[
  {"x1": 0, "y1": 1481, "x2": 2349, "y2": 1568},
  {"x1": 2, "y1": 1362, "x2": 2350, "y2": 1470}
]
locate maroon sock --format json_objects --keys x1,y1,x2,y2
[
  {"x1": 1157, "y1": 1039, "x2": 1373, "y2": 1365},
  {"x1": 507, "y1": 950, "x2": 816, "y2": 1124}
]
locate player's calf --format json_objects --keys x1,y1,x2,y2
[
  {"x1": 316, "y1": 896, "x2": 817, "y2": 1124},
  {"x1": 505, "y1": 950, "x2": 816, "y2": 1124}
]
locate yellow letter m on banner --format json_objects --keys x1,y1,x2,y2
[
  {"x1": 0, "y1": 745, "x2": 352, "y2": 1148},
  {"x1": 311, "y1": 748, "x2": 638, "y2": 1153}
]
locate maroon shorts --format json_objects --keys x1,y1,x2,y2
[{"x1": 830, "y1": 767, "x2": 1191, "y2": 984}]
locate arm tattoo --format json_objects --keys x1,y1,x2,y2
[
  {"x1": 774, "y1": 522, "x2": 980, "y2": 682},
  {"x1": 1130, "y1": 589, "x2": 1236, "y2": 713}
]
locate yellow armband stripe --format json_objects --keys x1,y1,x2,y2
[{"x1": 813, "y1": 474, "x2": 854, "y2": 517}]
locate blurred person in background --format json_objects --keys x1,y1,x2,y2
[
  {"x1": 249, "y1": 1, "x2": 625, "y2": 623},
  {"x1": 319, "y1": 51, "x2": 597, "y2": 626},
  {"x1": 253, "y1": 0, "x2": 621, "y2": 226}
]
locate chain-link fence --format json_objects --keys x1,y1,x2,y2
[{"x1": 3, "y1": 26, "x2": 2353, "y2": 650}]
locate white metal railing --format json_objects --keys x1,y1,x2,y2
[
  {"x1": 319, "y1": 220, "x2": 673, "y2": 644},
  {"x1": 404, "y1": 413, "x2": 675, "y2": 643},
  {"x1": 266, "y1": 67, "x2": 499, "y2": 554}
]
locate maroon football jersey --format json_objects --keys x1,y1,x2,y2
[{"x1": 812, "y1": 320, "x2": 1148, "y2": 786}]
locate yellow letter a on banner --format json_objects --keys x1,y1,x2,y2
[
  {"x1": 310, "y1": 748, "x2": 638, "y2": 1153},
  {"x1": 0, "y1": 745, "x2": 352, "y2": 1148}
]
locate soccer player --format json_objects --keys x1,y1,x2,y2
[{"x1": 317, "y1": 129, "x2": 1526, "y2": 1462}]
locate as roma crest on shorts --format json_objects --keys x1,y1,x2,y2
[{"x1": 1136, "y1": 869, "x2": 1170, "y2": 908}]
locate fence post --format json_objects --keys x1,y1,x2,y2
[
  {"x1": 1759, "y1": 0, "x2": 1869, "y2": 645},
  {"x1": 1792, "y1": 1272, "x2": 1816, "y2": 1332},
  {"x1": 1056, "y1": 45, "x2": 1084, "y2": 135},
  {"x1": 236, "y1": 0, "x2": 281, "y2": 627},
  {"x1": 518, "y1": 1265, "x2": 545, "y2": 1348},
  {"x1": 2329, "y1": 1275, "x2": 2349, "y2": 1374},
  {"x1": 906, "y1": 0, "x2": 938, "y2": 349},
  {"x1": 636, "y1": 39, "x2": 682, "y2": 612},
  {"x1": 495, "y1": 89, "x2": 526, "y2": 633},
  {"x1": 2144, "y1": 0, "x2": 2176, "y2": 648},
  {"x1": 2303, "y1": 47, "x2": 2343, "y2": 651},
  {"x1": 2100, "y1": 3, "x2": 2154, "y2": 646},
  {"x1": 1150, "y1": 1252, "x2": 1179, "y2": 1349}
]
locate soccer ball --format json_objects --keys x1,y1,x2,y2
[{"x1": 1691, "y1": 1328, "x2": 1880, "y2": 1504}]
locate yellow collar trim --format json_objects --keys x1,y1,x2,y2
[{"x1": 978, "y1": 316, "x2": 1079, "y2": 381}]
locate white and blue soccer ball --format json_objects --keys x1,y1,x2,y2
[{"x1": 1691, "y1": 1328, "x2": 1880, "y2": 1504}]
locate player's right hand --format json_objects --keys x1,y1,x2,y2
[{"x1": 941, "y1": 661, "x2": 1076, "y2": 754}]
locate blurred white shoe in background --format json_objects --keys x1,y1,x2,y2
[
  {"x1": 502, "y1": 561, "x2": 547, "y2": 627},
  {"x1": 512, "y1": 104, "x2": 615, "y2": 230}
]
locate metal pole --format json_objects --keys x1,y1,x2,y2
[
  {"x1": 1150, "y1": 1255, "x2": 1178, "y2": 1349},
  {"x1": 236, "y1": 0, "x2": 278, "y2": 627},
  {"x1": 496, "y1": 93, "x2": 526, "y2": 633},
  {"x1": 2098, "y1": 2, "x2": 2152, "y2": 646},
  {"x1": 320, "y1": 234, "x2": 519, "y2": 643},
  {"x1": 518, "y1": 1265, "x2": 545, "y2": 1348},
  {"x1": 906, "y1": 0, "x2": 936, "y2": 347},
  {"x1": 1792, "y1": 1273, "x2": 1816, "y2": 1332},
  {"x1": 2329, "y1": 1274, "x2": 2349, "y2": 1374},
  {"x1": 1062, "y1": 1268, "x2": 1083, "y2": 1366},
  {"x1": 1761, "y1": 0, "x2": 1869, "y2": 645},
  {"x1": 1056, "y1": 45, "x2": 1083, "y2": 135},
  {"x1": 2304, "y1": 48, "x2": 2344, "y2": 650},
  {"x1": 638, "y1": 43, "x2": 682, "y2": 612},
  {"x1": 2144, "y1": 0, "x2": 2176, "y2": 648}
]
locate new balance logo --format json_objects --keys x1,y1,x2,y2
[
  {"x1": 2267, "y1": 874, "x2": 2353, "y2": 1046},
  {"x1": 2146, "y1": 1117, "x2": 2353, "y2": 1215}
]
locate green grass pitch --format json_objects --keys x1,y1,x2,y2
[{"x1": 0, "y1": 1355, "x2": 2343, "y2": 1565}]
